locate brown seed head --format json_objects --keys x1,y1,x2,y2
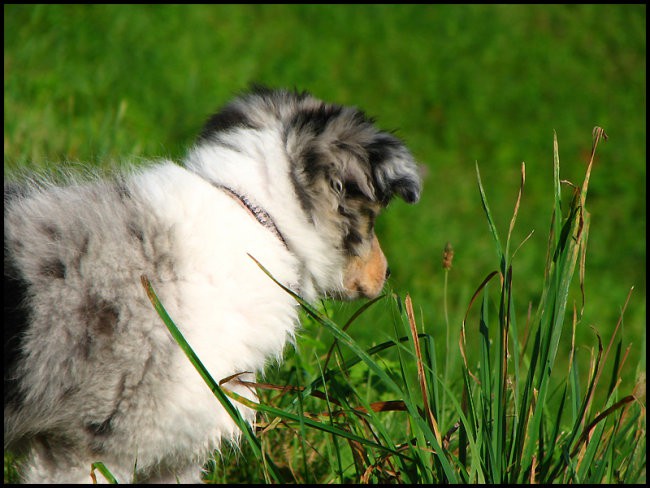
[{"x1": 442, "y1": 242, "x2": 454, "y2": 270}]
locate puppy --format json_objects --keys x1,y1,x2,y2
[{"x1": 4, "y1": 87, "x2": 421, "y2": 483}]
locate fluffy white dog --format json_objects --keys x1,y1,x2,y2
[{"x1": 4, "y1": 87, "x2": 422, "y2": 483}]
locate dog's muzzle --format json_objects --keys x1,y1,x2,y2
[{"x1": 342, "y1": 235, "x2": 389, "y2": 300}]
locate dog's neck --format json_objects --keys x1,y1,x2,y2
[
  {"x1": 215, "y1": 184, "x2": 289, "y2": 250},
  {"x1": 185, "y1": 135, "x2": 345, "y2": 303}
]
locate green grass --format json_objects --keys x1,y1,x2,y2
[
  {"x1": 134, "y1": 129, "x2": 644, "y2": 484},
  {"x1": 4, "y1": 4, "x2": 646, "y2": 483},
  {"x1": 4, "y1": 4, "x2": 645, "y2": 373},
  {"x1": 5, "y1": 134, "x2": 646, "y2": 482}
]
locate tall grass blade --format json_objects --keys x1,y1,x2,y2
[
  {"x1": 475, "y1": 161, "x2": 505, "y2": 273},
  {"x1": 249, "y1": 254, "x2": 460, "y2": 483},
  {"x1": 405, "y1": 295, "x2": 441, "y2": 445},
  {"x1": 140, "y1": 275, "x2": 283, "y2": 483},
  {"x1": 142, "y1": 275, "x2": 416, "y2": 479},
  {"x1": 518, "y1": 130, "x2": 592, "y2": 481}
]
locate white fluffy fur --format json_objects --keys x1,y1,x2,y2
[
  {"x1": 7, "y1": 160, "x2": 307, "y2": 483},
  {"x1": 184, "y1": 127, "x2": 346, "y2": 300}
]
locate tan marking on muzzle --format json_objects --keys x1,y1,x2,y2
[{"x1": 342, "y1": 234, "x2": 388, "y2": 299}]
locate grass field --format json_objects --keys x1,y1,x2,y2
[{"x1": 4, "y1": 4, "x2": 646, "y2": 483}]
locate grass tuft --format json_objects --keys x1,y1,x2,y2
[
  {"x1": 6, "y1": 129, "x2": 643, "y2": 483},
  {"x1": 136, "y1": 128, "x2": 645, "y2": 483}
]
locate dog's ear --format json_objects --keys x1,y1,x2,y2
[
  {"x1": 365, "y1": 132, "x2": 422, "y2": 205},
  {"x1": 317, "y1": 129, "x2": 422, "y2": 208},
  {"x1": 285, "y1": 98, "x2": 422, "y2": 209}
]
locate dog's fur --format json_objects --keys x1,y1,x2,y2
[{"x1": 4, "y1": 87, "x2": 421, "y2": 483}]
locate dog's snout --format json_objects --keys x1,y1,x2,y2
[
  {"x1": 385, "y1": 267, "x2": 391, "y2": 280},
  {"x1": 342, "y1": 235, "x2": 388, "y2": 299}
]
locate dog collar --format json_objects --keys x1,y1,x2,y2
[{"x1": 216, "y1": 185, "x2": 289, "y2": 250}]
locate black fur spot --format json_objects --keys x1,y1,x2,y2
[
  {"x1": 300, "y1": 147, "x2": 331, "y2": 188},
  {"x1": 86, "y1": 418, "x2": 112, "y2": 436},
  {"x1": 367, "y1": 134, "x2": 403, "y2": 166},
  {"x1": 4, "y1": 182, "x2": 30, "y2": 203},
  {"x1": 42, "y1": 224, "x2": 61, "y2": 241},
  {"x1": 128, "y1": 221, "x2": 145, "y2": 243},
  {"x1": 115, "y1": 181, "x2": 132, "y2": 201},
  {"x1": 291, "y1": 105, "x2": 344, "y2": 136},
  {"x1": 96, "y1": 305, "x2": 119, "y2": 335},
  {"x1": 343, "y1": 229, "x2": 364, "y2": 253},
  {"x1": 79, "y1": 295, "x2": 119, "y2": 335},
  {"x1": 40, "y1": 260, "x2": 66, "y2": 279},
  {"x1": 4, "y1": 247, "x2": 30, "y2": 408},
  {"x1": 289, "y1": 169, "x2": 315, "y2": 217},
  {"x1": 360, "y1": 206, "x2": 377, "y2": 222},
  {"x1": 199, "y1": 105, "x2": 258, "y2": 141},
  {"x1": 344, "y1": 182, "x2": 367, "y2": 199},
  {"x1": 390, "y1": 176, "x2": 420, "y2": 204}
]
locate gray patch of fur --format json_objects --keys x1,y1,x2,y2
[{"x1": 4, "y1": 176, "x2": 181, "y2": 449}]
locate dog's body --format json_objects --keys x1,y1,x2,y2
[{"x1": 4, "y1": 87, "x2": 421, "y2": 483}]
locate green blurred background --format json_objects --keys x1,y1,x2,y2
[{"x1": 4, "y1": 5, "x2": 645, "y2": 378}]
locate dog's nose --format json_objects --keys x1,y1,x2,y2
[{"x1": 385, "y1": 267, "x2": 391, "y2": 280}]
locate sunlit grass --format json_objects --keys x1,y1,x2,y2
[
  {"x1": 6, "y1": 129, "x2": 644, "y2": 483},
  {"x1": 135, "y1": 129, "x2": 645, "y2": 484},
  {"x1": 4, "y1": 6, "x2": 645, "y2": 480}
]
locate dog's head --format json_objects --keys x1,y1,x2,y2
[{"x1": 198, "y1": 87, "x2": 422, "y2": 300}]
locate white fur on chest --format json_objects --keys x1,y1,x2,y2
[{"x1": 122, "y1": 162, "x2": 302, "y2": 456}]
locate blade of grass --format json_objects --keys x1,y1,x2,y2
[
  {"x1": 140, "y1": 275, "x2": 282, "y2": 483},
  {"x1": 518, "y1": 131, "x2": 590, "y2": 481},
  {"x1": 249, "y1": 254, "x2": 460, "y2": 483},
  {"x1": 405, "y1": 294, "x2": 442, "y2": 482},
  {"x1": 405, "y1": 295, "x2": 442, "y2": 446},
  {"x1": 476, "y1": 161, "x2": 505, "y2": 274},
  {"x1": 389, "y1": 296, "x2": 435, "y2": 482},
  {"x1": 90, "y1": 462, "x2": 118, "y2": 484},
  {"x1": 322, "y1": 294, "x2": 385, "y2": 377}
]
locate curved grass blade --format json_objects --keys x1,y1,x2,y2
[
  {"x1": 323, "y1": 293, "x2": 385, "y2": 374},
  {"x1": 140, "y1": 275, "x2": 282, "y2": 483},
  {"x1": 248, "y1": 254, "x2": 460, "y2": 483},
  {"x1": 217, "y1": 373, "x2": 409, "y2": 459}
]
